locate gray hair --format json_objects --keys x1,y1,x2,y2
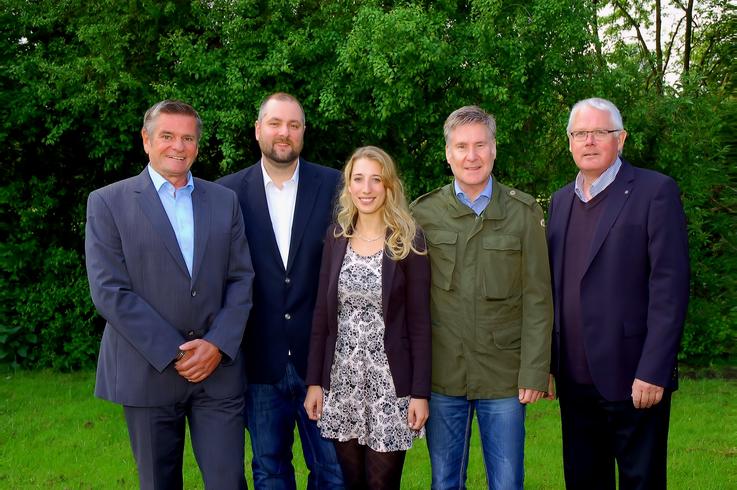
[
  {"x1": 257, "y1": 92, "x2": 305, "y2": 125},
  {"x1": 567, "y1": 98, "x2": 623, "y2": 133},
  {"x1": 444, "y1": 105, "x2": 496, "y2": 144},
  {"x1": 142, "y1": 100, "x2": 202, "y2": 141}
]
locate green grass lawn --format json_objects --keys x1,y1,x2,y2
[{"x1": 0, "y1": 370, "x2": 734, "y2": 489}]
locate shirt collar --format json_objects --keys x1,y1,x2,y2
[
  {"x1": 261, "y1": 160, "x2": 300, "y2": 188},
  {"x1": 147, "y1": 164, "x2": 194, "y2": 192},
  {"x1": 454, "y1": 176, "x2": 493, "y2": 202},
  {"x1": 575, "y1": 157, "x2": 622, "y2": 202}
]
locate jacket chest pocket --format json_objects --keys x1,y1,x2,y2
[
  {"x1": 426, "y1": 230, "x2": 458, "y2": 291},
  {"x1": 481, "y1": 235, "x2": 521, "y2": 299}
]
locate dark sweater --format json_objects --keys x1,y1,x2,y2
[{"x1": 560, "y1": 186, "x2": 611, "y2": 384}]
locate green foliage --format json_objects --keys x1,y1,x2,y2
[
  {"x1": 626, "y1": 93, "x2": 737, "y2": 363},
  {"x1": 0, "y1": 178, "x2": 98, "y2": 370},
  {"x1": 692, "y1": 4, "x2": 737, "y2": 93},
  {"x1": 0, "y1": 0, "x2": 734, "y2": 368}
]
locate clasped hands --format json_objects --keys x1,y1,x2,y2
[{"x1": 174, "y1": 339, "x2": 222, "y2": 383}]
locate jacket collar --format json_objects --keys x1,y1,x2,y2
[
  {"x1": 132, "y1": 168, "x2": 199, "y2": 280},
  {"x1": 331, "y1": 230, "x2": 396, "y2": 324},
  {"x1": 443, "y1": 177, "x2": 507, "y2": 221},
  {"x1": 585, "y1": 160, "x2": 635, "y2": 271}
]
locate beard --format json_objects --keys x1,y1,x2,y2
[{"x1": 260, "y1": 138, "x2": 303, "y2": 167}]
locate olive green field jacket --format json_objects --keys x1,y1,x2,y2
[{"x1": 410, "y1": 179, "x2": 553, "y2": 399}]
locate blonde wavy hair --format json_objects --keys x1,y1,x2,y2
[{"x1": 335, "y1": 146, "x2": 425, "y2": 261}]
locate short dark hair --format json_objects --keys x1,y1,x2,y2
[
  {"x1": 257, "y1": 92, "x2": 305, "y2": 124},
  {"x1": 142, "y1": 100, "x2": 202, "y2": 141}
]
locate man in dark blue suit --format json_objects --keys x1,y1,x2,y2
[
  {"x1": 218, "y1": 93, "x2": 343, "y2": 489},
  {"x1": 86, "y1": 100, "x2": 254, "y2": 489},
  {"x1": 547, "y1": 98, "x2": 690, "y2": 490}
]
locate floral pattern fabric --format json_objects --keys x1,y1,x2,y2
[{"x1": 318, "y1": 244, "x2": 424, "y2": 452}]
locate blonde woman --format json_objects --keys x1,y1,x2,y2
[{"x1": 304, "y1": 146, "x2": 431, "y2": 489}]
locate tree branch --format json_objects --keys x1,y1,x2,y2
[
  {"x1": 683, "y1": 0, "x2": 694, "y2": 73},
  {"x1": 662, "y1": 16, "x2": 684, "y2": 78},
  {"x1": 611, "y1": 0, "x2": 658, "y2": 78}
]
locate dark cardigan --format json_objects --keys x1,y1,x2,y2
[{"x1": 305, "y1": 224, "x2": 432, "y2": 399}]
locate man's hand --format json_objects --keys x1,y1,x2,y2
[
  {"x1": 304, "y1": 385, "x2": 324, "y2": 421},
  {"x1": 175, "y1": 339, "x2": 222, "y2": 383},
  {"x1": 519, "y1": 388, "x2": 546, "y2": 404},
  {"x1": 631, "y1": 378, "x2": 664, "y2": 409},
  {"x1": 407, "y1": 398, "x2": 429, "y2": 431},
  {"x1": 544, "y1": 374, "x2": 556, "y2": 400}
]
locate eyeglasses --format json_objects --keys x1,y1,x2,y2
[{"x1": 569, "y1": 129, "x2": 621, "y2": 142}]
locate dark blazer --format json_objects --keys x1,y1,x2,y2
[
  {"x1": 86, "y1": 168, "x2": 254, "y2": 407},
  {"x1": 217, "y1": 159, "x2": 341, "y2": 384},
  {"x1": 305, "y1": 225, "x2": 432, "y2": 399},
  {"x1": 547, "y1": 160, "x2": 690, "y2": 401}
]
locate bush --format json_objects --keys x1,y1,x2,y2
[
  {"x1": 1, "y1": 0, "x2": 733, "y2": 369},
  {"x1": 0, "y1": 178, "x2": 99, "y2": 370}
]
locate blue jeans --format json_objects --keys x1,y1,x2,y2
[
  {"x1": 426, "y1": 393, "x2": 525, "y2": 490},
  {"x1": 245, "y1": 362, "x2": 344, "y2": 489}
]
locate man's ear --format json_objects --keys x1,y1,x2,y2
[
  {"x1": 141, "y1": 128, "x2": 151, "y2": 155},
  {"x1": 617, "y1": 130, "x2": 628, "y2": 153}
]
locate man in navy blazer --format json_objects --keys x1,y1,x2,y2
[
  {"x1": 85, "y1": 100, "x2": 255, "y2": 489},
  {"x1": 217, "y1": 93, "x2": 343, "y2": 489},
  {"x1": 547, "y1": 98, "x2": 689, "y2": 489}
]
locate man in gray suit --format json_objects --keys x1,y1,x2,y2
[{"x1": 85, "y1": 100, "x2": 255, "y2": 489}]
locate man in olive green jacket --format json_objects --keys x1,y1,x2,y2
[{"x1": 410, "y1": 105, "x2": 553, "y2": 490}]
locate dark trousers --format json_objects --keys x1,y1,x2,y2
[
  {"x1": 124, "y1": 384, "x2": 246, "y2": 490},
  {"x1": 559, "y1": 383, "x2": 671, "y2": 490}
]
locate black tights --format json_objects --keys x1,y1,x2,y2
[{"x1": 333, "y1": 439, "x2": 406, "y2": 490}]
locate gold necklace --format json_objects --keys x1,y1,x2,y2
[{"x1": 355, "y1": 232, "x2": 384, "y2": 242}]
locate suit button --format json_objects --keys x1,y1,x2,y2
[
  {"x1": 187, "y1": 330, "x2": 195, "y2": 338},
  {"x1": 191, "y1": 290, "x2": 197, "y2": 297},
  {"x1": 284, "y1": 313, "x2": 291, "y2": 320},
  {"x1": 285, "y1": 277, "x2": 291, "y2": 284}
]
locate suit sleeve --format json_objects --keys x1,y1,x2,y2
[
  {"x1": 305, "y1": 226, "x2": 335, "y2": 387},
  {"x1": 85, "y1": 190, "x2": 185, "y2": 372},
  {"x1": 406, "y1": 230, "x2": 432, "y2": 398},
  {"x1": 518, "y1": 202, "x2": 554, "y2": 391},
  {"x1": 637, "y1": 177, "x2": 689, "y2": 386},
  {"x1": 202, "y1": 192, "x2": 254, "y2": 361}
]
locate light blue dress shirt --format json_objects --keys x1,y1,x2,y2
[
  {"x1": 147, "y1": 165, "x2": 195, "y2": 276},
  {"x1": 454, "y1": 177, "x2": 493, "y2": 215},
  {"x1": 575, "y1": 157, "x2": 622, "y2": 202}
]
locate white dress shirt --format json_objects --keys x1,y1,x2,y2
[{"x1": 262, "y1": 161, "x2": 299, "y2": 268}]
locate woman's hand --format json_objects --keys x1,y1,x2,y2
[
  {"x1": 304, "y1": 385, "x2": 324, "y2": 421},
  {"x1": 407, "y1": 398, "x2": 429, "y2": 430}
]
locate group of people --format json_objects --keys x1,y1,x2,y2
[{"x1": 84, "y1": 92, "x2": 689, "y2": 490}]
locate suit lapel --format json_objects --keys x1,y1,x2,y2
[
  {"x1": 287, "y1": 160, "x2": 323, "y2": 273},
  {"x1": 381, "y1": 248, "x2": 396, "y2": 322},
  {"x1": 327, "y1": 235, "x2": 348, "y2": 323},
  {"x1": 243, "y1": 163, "x2": 284, "y2": 270},
  {"x1": 191, "y1": 180, "x2": 210, "y2": 283},
  {"x1": 551, "y1": 187, "x2": 575, "y2": 299},
  {"x1": 133, "y1": 169, "x2": 190, "y2": 277},
  {"x1": 585, "y1": 162, "x2": 635, "y2": 273}
]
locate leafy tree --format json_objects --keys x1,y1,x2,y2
[
  {"x1": 591, "y1": 0, "x2": 737, "y2": 362},
  {"x1": 0, "y1": 0, "x2": 733, "y2": 368}
]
